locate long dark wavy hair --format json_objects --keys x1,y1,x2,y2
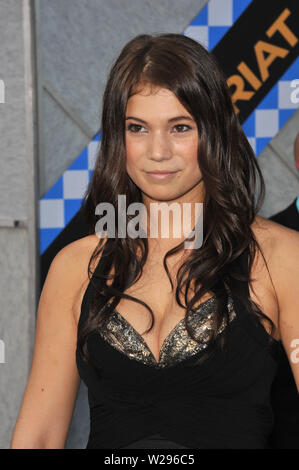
[{"x1": 77, "y1": 33, "x2": 277, "y2": 369}]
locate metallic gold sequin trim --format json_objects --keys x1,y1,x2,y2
[{"x1": 97, "y1": 291, "x2": 237, "y2": 369}]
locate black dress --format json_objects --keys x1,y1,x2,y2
[
  {"x1": 267, "y1": 197, "x2": 299, "y2": 448},
  {"x1": 76, "y1": 246, "x2": 281, "y2": 449}
]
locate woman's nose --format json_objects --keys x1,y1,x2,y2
[{"x1": 148, "y1": 132, "x2": 172, "y2": 161}]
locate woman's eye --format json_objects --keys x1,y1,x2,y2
[
  {"x1": 174, "y1": 124, "x2": 191, "y2": 133},
  {"x1": 126, "y1": 124, "x2": 145, "y2": 133}
]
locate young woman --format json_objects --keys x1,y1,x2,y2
[{"x1": 11, "y1": 33, "x2": 299, "y2": 449}]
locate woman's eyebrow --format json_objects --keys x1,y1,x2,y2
[{"x1": 125, "y1": 115, "x2": 194, "y2": 124}]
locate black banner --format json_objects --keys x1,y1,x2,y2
[{"x1": 212, "y1": 0, "x2": 299, "y2": 123}]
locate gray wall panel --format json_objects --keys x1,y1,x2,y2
[
  {"x1": 39, "y1": 0, "x2": 208, "y2": 195},
  {"x1": 42, "y1": 90, "x2": 89, "y2": 195},
  {"x1": 0, "y1": 0, "x2": 38, "y2": 449},
  {"x1": 258, "y1": 109, "x2": 299, "y2": 218},
  {"x1": 0, "y1": 229, "x2": 33, "y2": 449},
  {"x1": 268, "y1": 109, "x2": 299, "y2": 180},
  {"x1": 0, "y1": 1, "x2": 28, "y2": 220}
]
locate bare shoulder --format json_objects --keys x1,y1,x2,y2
[
  {"x1": 252, "y1": 215, "x2": 299, "y2": 309},
  {"x1": 252, "y1": 215, "x2": 299, "y2": 260},
  {"x1": 45, "y1": 234, "x2": 104, "y2": 322},
  {"x1": 51, "y1": 234, "x2": 103, "y2": 280},
  {"x1": 250, "y1": 215, "x2": 299, "y2": 284},
  {"x1": 52, "y1": 234, "x2": 107, "y2": 327},
  {"x1": 252, "y1": 217, "x2": 299, "y2": 391},
  {"x1": 254, "y1": 214, "x2": 299, "y2": 285}
]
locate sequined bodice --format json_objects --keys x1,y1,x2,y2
[{"x1": 97, "y1": 293, "x2": 236, "y2": 369}]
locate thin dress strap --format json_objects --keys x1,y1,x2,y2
[{"x1": 230, "y1": 245, "x2": 281, "y2": 362}]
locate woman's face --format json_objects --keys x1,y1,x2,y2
[{"x1": 125, "y1": 85, "x2": 203, "y2": 204}]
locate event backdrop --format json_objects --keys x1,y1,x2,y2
[{"x1": 39, "y1": 0, "x2": 299, "y2": 287}]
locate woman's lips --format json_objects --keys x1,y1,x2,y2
[{"x1": 145, "y1": 171, "x2": 179, "y2": 180}]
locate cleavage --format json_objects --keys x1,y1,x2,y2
[{"x1": 105, "y1": 251, "x2": 214, "y2": 363}]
